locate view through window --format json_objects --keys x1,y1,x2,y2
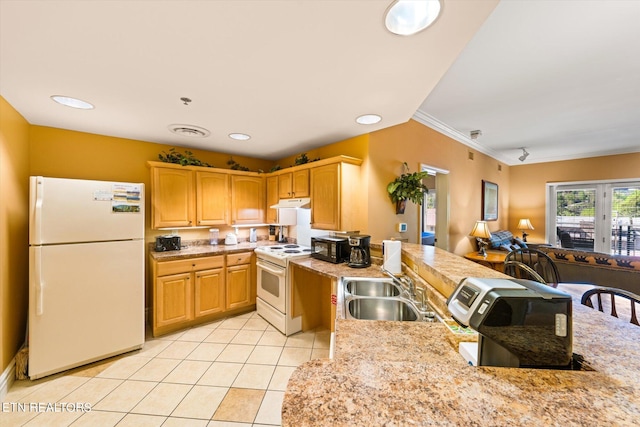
[{"x1": 549, "y1": 181, "x2": 640, "y2": 256}]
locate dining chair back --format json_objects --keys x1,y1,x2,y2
[
  {"x1": 505, "y1": 248, "x2": 561, "y2": 284},
  {"x1": 581, "y1": 287, "x2": 640, "y2": 326}
]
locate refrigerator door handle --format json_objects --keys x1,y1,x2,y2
[
  {"x1": 34, "y1": 247, "x2": 44, "y2": 315},
  {"x1": 31, "y1": 176, "x2": 44, "y2": 244}
]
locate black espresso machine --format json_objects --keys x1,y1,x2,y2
[{"x1": 447, "y1": 277, "x2": 573, "y2": 369}]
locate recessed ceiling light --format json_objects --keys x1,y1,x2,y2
[
  {"x1": 356, "y1": 114, "x2": 382, "y2": 125},
  {"x1": 385, "y1": 0, "x2": 442, "y2": 36},
  {"x1": 50, "y1": 95, "x2": 94, "y2": 110},
  {"x1": 229, "y1": 133, "x2": 251, "y2": 141},
  {"x1": 168, "y1": 124, "x2": 210, "y2": 138}
]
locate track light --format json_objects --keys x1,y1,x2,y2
[{"x1": 519, "y1": 148, "x2": 530, "y2": 162}]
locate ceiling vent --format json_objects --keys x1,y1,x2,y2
[{"x1": 168, "y1": 124, "x2": 210, "y2": 138}]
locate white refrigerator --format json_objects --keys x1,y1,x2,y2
[{"x1": 28, "y1": 176, "x2": 145, "y2": 379}]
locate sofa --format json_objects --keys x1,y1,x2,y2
[{"x1": 536, "y1": 246, "x2": 640, "y2": 295}]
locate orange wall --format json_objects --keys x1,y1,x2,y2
[
  {"x1": 0, "y1": 97, "x2": 30, "y2": 373},
  {"x1": 368, "y1": 120, "x2": 510, "y2": 253},
  {"x1": 510, "y1": 153, "x2": 640, "y2": 243}
]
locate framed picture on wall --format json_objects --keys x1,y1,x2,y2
[{"x1": 482, "y1": 180, "x2": 498, "y2": 221}]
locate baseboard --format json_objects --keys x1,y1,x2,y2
[{"x1": 0, "y1": 357, "x2": 16, "y2": 401}]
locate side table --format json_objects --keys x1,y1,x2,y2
[{"x1": 464, "y1": 251, "x2": 507, "y2": 272}]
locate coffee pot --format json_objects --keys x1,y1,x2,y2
[{"x1": 347, "y1": 234, "x2": 371, "y2": 268}]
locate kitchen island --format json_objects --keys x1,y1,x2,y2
[{"x1": 282, "y1": 243, "x2": 640, "y2": 426}]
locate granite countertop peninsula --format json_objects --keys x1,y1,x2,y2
[{"x1": 282, "y1": 242, "x2": 640, "y2": 426}]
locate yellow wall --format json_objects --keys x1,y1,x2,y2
[
  {"x1": 368, "y1": 120, "x2": 510, "y2": 253},
  {"x1": 510, "y1": 153, "x2": 640, "y2": 243},
  {"x1": 0, "y1": 97, "x2": 30, "y2": 373},
  {"x1": 29, "y1": 126, "x2": 274, "y2": 243}
]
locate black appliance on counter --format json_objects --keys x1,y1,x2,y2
[
  {"x1": 311, "y1": 236, "x2": 350, "y2": 264},
  {"x1": 155, "y1": 235, "x2": 181, "y2": 252},
  {"x1": 347, "y1": 234, "x2": 371, "y2": 268},
  {"x1": 447, "y1": 277, "x2": 573, "y2": 369}
]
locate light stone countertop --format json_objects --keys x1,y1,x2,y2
[
  {"x1": 282, "y1": 243, "x2": 640, "y2": 426},
  {"x1": 149, "y1": 239, "x2": 278, "y2": 261}
]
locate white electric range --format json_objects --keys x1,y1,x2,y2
[{"x1": 254, "y1": 244, "x2": 312, "y2": 335}]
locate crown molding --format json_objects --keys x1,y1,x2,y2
[{"x1": 411, "y1": 109, "x2": 513, "y2": 165}]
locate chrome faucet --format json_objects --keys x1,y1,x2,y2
[{"x1": 381, "y1": 267, "x2": 414, "y2": 299}]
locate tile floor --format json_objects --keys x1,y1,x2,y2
[{"x1": 1, "y1": 311, "x2": 330, "y2": 427}]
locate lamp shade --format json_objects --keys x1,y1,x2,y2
[
  {"x1": 517, "y1": 219, "x2": 535, "y2": 231},
  {"x1": 470, "y1": 221, "x2": 492, "y2": 239}
]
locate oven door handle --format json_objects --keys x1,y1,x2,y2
[{"x1": 257, "y1": 260, "x2": 286, "y2": 277}]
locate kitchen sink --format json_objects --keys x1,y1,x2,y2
[
  {"x1": 345, "y1": 297, "x2": 419, "y2": 321},
  {"x1": 344, "y1": 278, "x2": 402, "y2": 297}
]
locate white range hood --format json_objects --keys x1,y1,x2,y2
[{"x1": 270, "y1": 198, "x2": 310, "y2": 209}]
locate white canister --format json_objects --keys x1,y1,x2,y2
[{"x1": 382, "y1": 240, "x2": 402, "y2": 274}]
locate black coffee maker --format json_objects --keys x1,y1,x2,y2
[{"x1": 347, "y1": 234, "x2": 371, "y2": 268}]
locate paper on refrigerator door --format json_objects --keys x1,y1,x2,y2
[{"x1": 383, "y1": 240, "x2": 402, "y2": 274}]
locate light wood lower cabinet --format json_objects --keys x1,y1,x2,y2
[
  {"x1": 226, "y1": 252, "x2": 255, "y2": 310},
  {"x1": 151, "y1": 252, "x2": 255, "y2": 336}
]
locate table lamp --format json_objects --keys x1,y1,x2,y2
[
  {"x1": 470, "y1": 220, "x2": 492, "y2": 257},
  {"x1": 517, "y1": 218, "x2": 534, "y2": 242}
]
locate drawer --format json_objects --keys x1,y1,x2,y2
[
  {"x1": 156, "y1": 256, "x2": 224, "y2": 276},
  {"x1": 226, "y1": 251, "x2": 253, "y2": 266}
]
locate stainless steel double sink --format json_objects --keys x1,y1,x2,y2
[{"x1": 341, "y1": 277, "x2": 436, "y2": 322}]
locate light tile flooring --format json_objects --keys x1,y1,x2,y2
[{"x1": 2, "y1": 311, "x2": 330, "y2": 427}]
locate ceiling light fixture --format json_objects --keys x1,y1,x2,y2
[
  {"x1": 470, "y1": 130, "x2": 482, "y2": 140},
  {"x1": 50, "y1": 95, "x2": 94, "y2": 110},
  {"x1": 168, "y1": 124, "x2": 210, "y2": 138},
  {"x1": 229, "y1": 133, "x2": 251, "y2": 141},
  {"x1": 384, "y1": 0, "x2": 442, "y2": 36},
  {"x1": 356, "y1": 114, "x2": 382, "y2": 125},
  {"x1": 519, "y1": 148, "x2": 530, "y2": 162}
]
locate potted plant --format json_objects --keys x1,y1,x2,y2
[{"x1": 386, "y1": 162, "x2": 430, "y2": 214}]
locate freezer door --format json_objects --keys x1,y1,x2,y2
[
  {"x1": 30, "y1": 176, "x2": 144, "y2": 244},
  {"x1": 29, "y1": 240, "x2": 144, "y2": 379}
]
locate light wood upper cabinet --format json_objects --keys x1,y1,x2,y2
[
  {"x1": 196, "y1": 171, "x2": 229, "y2": 226},
  {"x1": 278, "y1": 169, "x2": 309, "y2": 199},
  {"x1": 310, "y1": 161, "x2": 362, "y2": 231},
  {"x1": 230, "y1": 175, "x2": 265, "y2": 225},
  {"x1": 266, "y1": 175, "x2": 279, "y2": 224},
  {"x1": 151, "y1": 167, "x2": 194, "y2": 228}
]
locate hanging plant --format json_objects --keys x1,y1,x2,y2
[
  {"x1": 387, "y1": 162, "x2": 430, "y2": 213},
  {"x1": 158, "y1": 148, "x2": 213, "y2": 167}
]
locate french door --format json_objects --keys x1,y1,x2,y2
[{"x1": 548, "y1": 181, "x2": 640, "y2": 255}]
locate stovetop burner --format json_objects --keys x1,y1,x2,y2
[
  {"x1": 270, "y1": 246, "x2": 284, "y2": 250},
  {"x1": 284, "y1": 249, "x2": 301, "y2": 253},
  {"x1": 284, "y1": 244, "x2": 299, "y2": 248}
]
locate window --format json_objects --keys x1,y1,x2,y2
[{"x1": 547, "y1": 180, "x2": 640, "y2": 256}]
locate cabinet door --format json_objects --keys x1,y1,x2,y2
[
  {"x1": 278, "y1": 173, "x2": 292, "y2": 199},
  {"x1": 196, "y1": 171, "x2": 229, "y2": 226},
  {"x1": 292, "y1": 169, "x2": 310, "y2": 198},
  {"x1": 194, "y1": 268, "x2": 225, "y2": 318},
  {"x1": 230, "y1": 175, "x2": 265, "y2": 225},
  {"x1": 310, "y1": 163, "x2": 340, "y2": 230},
  {"x1": 155, "y1": 272, "x2": 193, "y2": 328},
  {"x1": 226, "y1": 264, "x2": 251, "y2": 310},
  {"x1": 152, "y1": 167, "x2": 194, "y2": 228},
  {"x1": 266, "y1": 175, "x2": 279, "y2": 224}
]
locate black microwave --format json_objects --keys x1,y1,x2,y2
[{"x1": 311, "y1": 236, "x2": 350, "y2": 264}]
